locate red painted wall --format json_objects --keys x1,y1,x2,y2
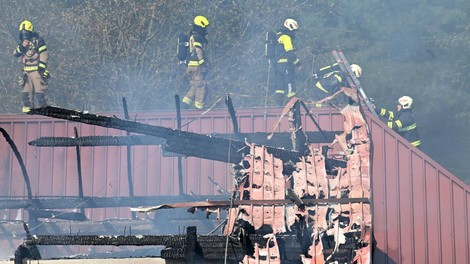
[{"x1": 0, "y1": 106, "x2": 468, "y2": 263}]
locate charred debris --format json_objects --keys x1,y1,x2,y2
[{"x1": 4, "y1": 51, "x2": 373, "y2": 263}]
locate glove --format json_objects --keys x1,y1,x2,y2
[{"x1": 41, "y1": 69, "x2": 51, "y2": 82}]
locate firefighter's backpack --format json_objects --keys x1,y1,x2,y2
[
  {"x1": 177, "y1": 32, "x2": 190, "y2": 63},
  {"x1": 265, "y1": 31, "x2": 277, "y2": 60}
]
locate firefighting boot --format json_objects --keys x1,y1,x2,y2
[
  {"x1": 22, "y1": 92, "x2": 32, "y2": 113},
  {"x1": 181, "y1": 96, "x2": 192, "y2": 109},
  {"x1": 194, "y1": 101, "x2": 204, "y2": 110}
]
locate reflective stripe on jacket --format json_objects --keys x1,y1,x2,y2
[
  {"x1": 14, "y1": 36, "x2": 48, "y2": 72},
  {"x1": 315, "y1": 70, "x2": 345, "y2": 94},
  {"x1": 376, "y1": 107, "x2": 421, "y2": 147},
  {"x1": 276, "y1": 32, "x2": 300, "y2": 66},
  {"x1": 188, "y1": 33, "x2": 206, "y2": 67}
]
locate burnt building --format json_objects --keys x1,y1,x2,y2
[{"x1": 0, "y1": 53, "x2": 469, "y2": 263}]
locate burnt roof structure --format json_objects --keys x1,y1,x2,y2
[{"x1": 7, "y1": 91, "x2": 373, "y2": 263}]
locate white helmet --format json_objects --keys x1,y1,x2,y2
[
  {"x1": 350, "y1": 64, "x2": 362, "y2": 78},
  {"x1": 398, "y1": 96, "x2": 413, "y2": 109},
  {"x1": 284, "y1": 19, "x2": 299, "y2": 31}
]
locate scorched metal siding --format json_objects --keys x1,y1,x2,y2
[{"x1": 0, "y1": 106, "x2": 469, "y2": 263}]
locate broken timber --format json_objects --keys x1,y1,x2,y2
[
  {"x1": 28, "y1": 106, "x2": 304, "y2": 164},
  {"x1": 21, "y1": 91, "x2": 372, "y2": 263},
  {"x1": 28, "y1": 132, "x2": 339, "y2": 148},
  {"x1": 27, "y1": 106, "x2": 339, "y2": 165}
]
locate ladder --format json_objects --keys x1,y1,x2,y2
[{"x1": 331, "y1": 50, "x2": 378, "y2": 117}]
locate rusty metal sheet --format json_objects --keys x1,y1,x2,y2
[{"x1": 239, "y1": 145, "x2": 286, "y2": 233}]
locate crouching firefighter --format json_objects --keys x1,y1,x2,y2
[
  {"x1": 182, "y1": 15, "x2": 210, "y2": 110},
  {"x1": 13, "y1": 20, "x2": 50, "y2": 113},
  {"x1": 273, "y1": 18, "x2": 302, "y2": 106},
  {"x1": 313, "y1": 63, "x2": 362, "y2": 97},
  {"x1": 374, "y1": 96, "x2": 422, "y2": 148}
]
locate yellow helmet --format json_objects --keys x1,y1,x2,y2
[
  {"x1": 284, "y1": 19, "x2": 299, "y2": 31},
  {"x1": 194, "y1": 16, "x2": 209, "y2": 28},
  {"x1": 19, "y1": 20, "x2": 34, "y2": 32},
  {"x1": 350, "y1": 64, "x2": 362, "y2": 78},
  {"x1": 398, "y1": 96, "x2": 413, "y2": 109}
]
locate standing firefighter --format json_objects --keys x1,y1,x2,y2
[
  {"x1": 375, "y1": 96, "x2": 422, "y2": 148},
  {"x1": 273, "y1": 18, "x2": 301, "y2": 105},
  {"x1": 181, "y1": 15, "x2": 210, "y2": 110},
  {"x1": 13, "y1": 20, "x2": 50, "y2": 113}
]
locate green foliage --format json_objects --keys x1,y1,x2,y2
[{"x1": 0, "y1": 0, "x2": 468, "y2": 182}]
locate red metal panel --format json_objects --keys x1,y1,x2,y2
[
  {"x1": 10, "y1": 122, "x2": 27, "y2": 198},
  {"x1": 411, "y1": 152, "x2": 427, "y2": 264},
  {"x1": 383, "y1": 132, "x2": 400, "y2": 263},
  {"x1": 132, "y1": 145, "x2": 149, "y2": 196},
  {"x1": 424, "y1": 162, "x2": 441, "y2": 264},
  {"x1": 37, "y1": 121, "x2": 53, "y2": 196},
  {"x1": 50, "y1": 121, "x2": 67, "y2": 196},
  {"x1": 105, "y1": 145, "x2": 121, "y2": 219},
  {"x1": 0, "y1": 122, "x2": 13, "y2": 197},
  {"x1": 438, "y1": 173, "x2": 454, "y2": 264},
  {"x1": 157, "y1": 117, "x2": 176, "y2": 195},
  {"x1": 368, "y1": 111, "x2": 470, "y2": 264},
  {"x1": 452, "y1": 182, "x2": 468, "y2": 264},
  {"x1": 397, "y1": 143, "x2": 413, "y2": 264}
]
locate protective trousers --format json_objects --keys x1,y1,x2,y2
[
  {"x1": 273, "y1": 62, "x2": 296, "y2": 106},
  {"x1": 21, "y1": 71, "x2": 48, "y2": 112},
  {"x1": 183, "y1": 66, "x2": 206, "y2": 109}
]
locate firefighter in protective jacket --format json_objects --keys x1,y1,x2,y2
[
  {"x1": 13, "y1": 20, "x2": 50, "y2": 113},
  {"x1": 273, "y1": 18, "x2": 301, "y2": 105},
  {"x1": 375, "y1": 96, "x2": 422, "y2": 148},
  {"x1": 314, "y1": 63, "x2": 362, "y2": 95},
  {"x1": 182, "y1": 15, "x2": 210, "y2": 110}
]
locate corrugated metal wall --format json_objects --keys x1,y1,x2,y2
[
  {"x1": 369, "y1": 114, "x2": 470, "y2": 264},
  {"x1": 0, "y1": 107, "x2": 468, "y2": 263}
]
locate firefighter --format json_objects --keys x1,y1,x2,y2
[
  {"x1": 273, "y1": 18, "x2": 302, "y2": 106},
  {"x1": 182, "y1": 15, "x2": 210, "y2": 110},
  {"x1": 314, "y1": 63, "x2": 362, "y2": 96},
  {"x1": 13, "y1": 20, "x2": 50, "y2": 113},
  {"x1": 375, "y1": 96, "x2": 422, "y2": 148}
]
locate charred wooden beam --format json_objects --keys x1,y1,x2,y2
[
  {"x1": 28, "y1": 131, "x2": 339, "y2": 148},
  {"x1": 225, "y1": 94, "x2": 239, "y2": 136},
  {"x1": 31, "y1": 210, "x2": 87, "y2": 221},
  {"x1": 73, "y1": 127, "x2": 85, "y2": 214},
  {"x1": 131, "y1": 197, "x2": 370, "y2": 213},
  {"x1": 28, "y1": 135, "x2": 165, "y2": 147},
  {"x1": 18, "y1": 231, "x2": 311, "y2": 262},
  {"x1": 24, "y1": 234, "x2": 187, "y2": 246},
  {"x1": 0, "y1": 195, "x2": 223, "y2": 210},
  {"x1": 28, "y1": 106, "x2": 303, "y2": 163}
]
